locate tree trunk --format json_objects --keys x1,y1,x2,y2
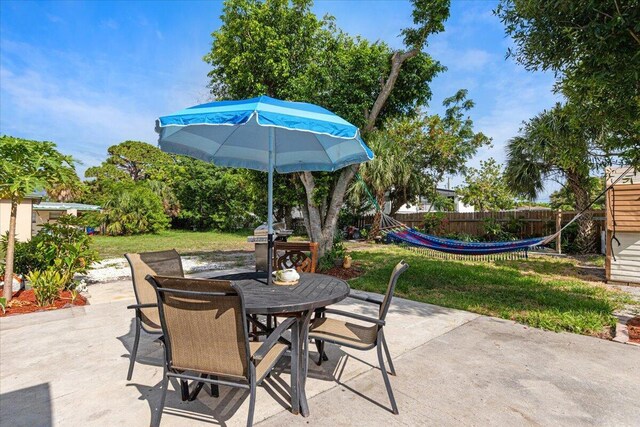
[
  {"x1": 297, "y1": 48, "x2": 419, "y2": 257},
  {"x1": 568, "y1": 175, "x2": 597, "y2": 254},
  {"x1": 299, "y1": 167, "x2": 356, "y2": 258},
  {"x1": 369, "y1": 191, "x2": 386, "y2": 240},
  {"x1": 3, "y1": 200, "x2": 18, "y2": 302}
]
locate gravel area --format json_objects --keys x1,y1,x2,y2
[{"x1": 80, "y1": 252, "x2": 254, "y2": 284}]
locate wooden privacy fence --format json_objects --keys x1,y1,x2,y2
[{"x1": 355, "y1": 209, "x2": 606, "y2": 242}]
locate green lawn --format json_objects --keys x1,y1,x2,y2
[
  {"x1": 347, "y1": 246, "x2": 634, "y2": 337},
  {"x1": 92, "y1": 229, "x2": 253, "y2": 258}
]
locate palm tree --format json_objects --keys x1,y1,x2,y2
[
  {"x1": 350, "y1": 130, "x2": 412, "y2": 239},
  {"x1": 0, "y1": 137, "x2": 77, "y2": 302},
  {"x1": 505, "y1": 103, "x2": 604, "y2": 253}
]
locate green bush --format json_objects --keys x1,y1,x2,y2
[
  {"x1": 27, "y1": 269, "x2": 65, "y2": 306},
  {"x1": 100, "y1": 182, "x2": 169, "y2": 235},
  {"x1": 318, "y1": 237, "x2": 347, "y2": 271},
  {"x1": 423, "y1": 212, "x2": 447, "y2": 234},
  {"x1": 1, "y1": 216, "x2": 98, "y2": 288}
]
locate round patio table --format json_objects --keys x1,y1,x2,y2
[{"x1": 209, "y1": 271, "x2": 350, "y2": 417}]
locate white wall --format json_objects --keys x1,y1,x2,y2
[{"x1": 0, "y1": 199, "x2": 35, "y2": 242}]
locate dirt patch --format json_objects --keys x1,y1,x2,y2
[
  {"x1": 627, "y1": 316, "x2": 640, "y2": 344},
  {"x1": 321, "y1": 263, "x2": 364, "y2": 281},
  {"x1": 0, "y1": 289, "x2": 88, "y2": 317}
]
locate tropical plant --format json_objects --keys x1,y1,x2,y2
[
  {"x1": 549, "y1": 177, "x2": 605, "y2": 211},
  {"x1": 0, "y1": 136, "x2": 78, "y2": 303},
  {"x1": 350, "y1": 126, "x2": 413, "y2": 239},
  {"x1": 496, "y1": 0, "x2": 640, "y2": 167},
  {"x1": 99, "y1": 182, "x2": 169, "y2": 235},
  {"x1": 27, "y1": 269, "x2": 66, "y2": 307},
  {"x1": 85, "y1": 141, "x2": 181, "y2": 218},
  {"x1": 505, "y1": 103, "x2": 605, "y2": 253},
  {"x1": 205, "y1": 0, "x2": 451, "y2": 256},
  {"x1": 456, "y1": 158, "x2": 516, "y2": 212},
  {"x1": 2, "y1": 216, "x2": 98, "y2": 289}
]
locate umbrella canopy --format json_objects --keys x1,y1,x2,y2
[
  {"x1": 156, "y1": 95, "x2": 373, "y2": 283},
  {"x1": 156, "y1": 95, "x2": 373, "y2": 173}
]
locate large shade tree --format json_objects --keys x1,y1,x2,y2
[
  {"x1": 496, "y1": 0, "x2": 640, "y2": 166},
  {"x1": 0, "y1": 136, "x2": 78, "y2": 302},
  {"x1": 205, "y1": 0, "x2": 450, "y2": 255},
  {"x1": 505, "y1": 103, "x2": 606, "y2": 253}
]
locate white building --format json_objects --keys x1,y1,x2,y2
[{"x1": 386, "y1": 188, "x2": 475, "y2": 214}]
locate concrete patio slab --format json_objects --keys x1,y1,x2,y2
[
  {"x1": 0, "y1": 276, "x2": 477, "y2": 427},
  {"x1": 261, "y1": 316, "x2": 640, "y2": 427}
]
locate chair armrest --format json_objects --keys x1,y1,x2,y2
[
  {"x1": 252, "y1": 317, "x2": 296, "y2": 362},
  {"x1": 348, "y1": 291, "x2": 383, "y2": 306},
  {"x1": 127, "y1": 303, "x2": 157, "y2": 310},
  {"x1": 323, "y1": 308, "x2": 385, "y2": 326}
]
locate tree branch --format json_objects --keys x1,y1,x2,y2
[{"x1": 365, "y1": 48, "x2": 420, "y2": 133}]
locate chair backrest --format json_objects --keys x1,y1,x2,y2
[
  {"x1": 379, "y1": 260, "x2": 409, "y2": 321},
  {"x1": 148, "y1": 275, "x2": 252, "y2": 380},
  {"x1": 124, "y1": 250, "x2": 184, "y2": 330},
  {"x1": 273, "y1": 241, "x2": 319, "y2": 273}
]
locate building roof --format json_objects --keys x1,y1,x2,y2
[{"x1": 33, "y1": 202, "x2": 101, "y2": 211}]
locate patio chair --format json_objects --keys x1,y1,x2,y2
[
  {"x1": 309, "y1": 260, "x2": 409, "y2": 415},
  {"x1": 124, "y1": 250, "x2": 184, "y2": 381},
  {"x1": 272, "y1": 241, "x2": 319, "y2": 273},
  {"x1": 146, "y1": 275, "x2": 294, "y2": 427}
]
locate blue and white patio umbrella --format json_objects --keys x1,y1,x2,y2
[{"x1": 156, "y1": 95, "x2": 374, "y2": 282}]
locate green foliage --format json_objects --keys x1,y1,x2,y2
[
  {"x1": 1, "y1": 216, "x2": 98, "y2": 288},
  {"x1": 100, "y1": 182, "x2": 169, "y2": 235},
  {"x1": 0, "y1": 136, "x2": 77, "y2": 201},
  {"x1": 496, "y1": 0, "x2": 640, "y2": 166},
  {"x1": 172, "y1": 158, "x2": 258, "y2": 231},
  {"x1": 549, "y1": 177, "x2": 605, "y2": 211},
  {"x1": 27, "y1": 269, "x2": 66, "y2": 307},
  {"x1": 86, "y1": 140, "x2": 175, "y2": 182},
  {"x1": 423, "y1": 212, "x2": 447, "y2": 234},
  {"x1": 85, "y1": 141, "x2": 181, "y2": 219},
  {"x1": 205, "y1": 0, "x2": 450, "y2": 252},
  {"x1": 318, "y1": 236, "x2": 347, "y2": 271},
  {"x1": 457, "y1": 158, "x2": 516, "y2": 212},
  {"x1": 350, "y1": 91, "x2": 490, "y2": 215},
  {"x1": 0, "y1": 297, "x2": 5, "y2": 314}
]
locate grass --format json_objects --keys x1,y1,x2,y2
[
  {"x1": 92, "y1": 229, "x2": 253, "y2": 259},
  {"x1": 347, "y1": 245, "x2": 634, "y2": 337}
]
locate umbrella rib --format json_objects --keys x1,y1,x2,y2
[
  {"x1": 206, "y1": 114, "x2": 255, "y2": 162},
  {"x1": 313, "y1": 133, "x2": 335, "y2": 165}
]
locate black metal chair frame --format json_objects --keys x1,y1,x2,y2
[
  {"x1": 312, "y1": 260, "x2": 409, "y2": 415},
  {"x1": 147, "y1": 276, "x2": 295, "y2": 427},
  {"x1": 124, "y1": 252, "x2": 185, "y2": 381}
]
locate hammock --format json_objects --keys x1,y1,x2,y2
[
  {"x1": 355, "y1": 166, "x2": 631, "y2": 260},
  {"x1": 378, "y1": 213, "x2": 551, "y2": 260}
]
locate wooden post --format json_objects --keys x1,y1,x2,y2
[{"x1": 556, "y1": 209, "x2": 562, "y2": 254}]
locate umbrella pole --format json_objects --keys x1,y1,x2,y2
[{"x1": 267, "y1": 127, "x2": 275, "y2": 285}]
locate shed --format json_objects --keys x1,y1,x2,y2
[{"x1": 605, "y1": 167, "x2": 640, "y2": 285}]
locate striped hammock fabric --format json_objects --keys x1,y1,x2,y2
[{"x1": 385, "y1": 228, "x2": 547, "y2": 256}]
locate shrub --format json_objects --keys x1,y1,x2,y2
[
  {"x1": 318, "y1": 236, "x2": 347, "y2": 271},
  {"x1": 100, "y1": 182, "x2": 169, "y2": 235},
  {"x1": 27, "y1": 269, "x2": 65, "y2": 306},
  {"x1": 423, "y1": 212, "x2": 447, "y2": 235},
  {"x1": 1, "y1": 216, "x2": 98, "y2": 288}
]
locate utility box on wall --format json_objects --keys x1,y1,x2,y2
[{"x1": 605, "y1": 167, "x2": 640, "y2": 285}]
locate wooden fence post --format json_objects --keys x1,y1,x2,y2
[{"x1": 556, "y1": 209, "x2": 562, "y2": 254}]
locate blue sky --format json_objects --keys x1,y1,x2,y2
[{"x1": 0, "y1": 0, "x2": 561, "y2": 199}]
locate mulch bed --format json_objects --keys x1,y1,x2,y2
[
  {"x1": 321, "y1": 263, "x2": 364, "y2": 281},
  {"x1": 0, "y1": 288, "x2": 88, "y2": 317},
  {"x1": 627, "y1": 316, "x2": 640, "y2": 344}
]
